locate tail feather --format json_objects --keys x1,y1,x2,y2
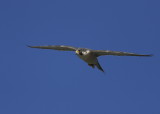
[{"x1": 96, "y1": 62, "x2": 104, "y2": 72}]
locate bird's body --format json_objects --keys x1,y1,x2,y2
[
  {"x1": 76, "y1": 49, "x2": 96, "y2": 64},
  {"x1": 75, "y1": 48, "x2": 104, "y2": 72},
  {"x1": 28, "y1": 45, "x2": 152, "y2": 72}
]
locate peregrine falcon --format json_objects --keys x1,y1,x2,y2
[{"x1": 28, "y1": 45, "x2": 152, "y2": 72}]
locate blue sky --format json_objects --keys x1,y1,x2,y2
[{"x1": 0, "y1": 0, "x2": 160, "y2": 113}]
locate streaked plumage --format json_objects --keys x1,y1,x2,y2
[{"x1": 28, "y1": 45, "x2": 152, "y2": 72}]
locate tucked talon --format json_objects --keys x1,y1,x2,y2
[{"x1": 88, "y1": 64, "x2": 95, "y2": 68}]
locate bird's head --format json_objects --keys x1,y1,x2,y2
[
  {"x1": 75, "y1": 48, "x2": 90, "y2": 55},
  {"x1": 76, "y1": 49, "x2": 83, "y2": 55}
]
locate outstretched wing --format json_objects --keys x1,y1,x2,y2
[
  {"x1": 27, "y1": 45, "x2": 77, "y2": 51},
  {"x1": 92, "y1": 50, "x2": 153, "y2": 57}
]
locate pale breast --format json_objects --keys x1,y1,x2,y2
[{"x1": 77, "y1": 52, "x2": 97, "y2": 64}]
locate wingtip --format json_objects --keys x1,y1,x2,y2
[
  {"x1": 145, "y1": 54, "x2": 153, "y2": 57},
  {"x1": 149, "y1": 54, "x2": 154, "y2": 57},
  {"x1": 138, "y1": 54, "x2": 153, "y2": 57},
  {"x1": 26, "y1": 45, "x2": 33, "y2": 48}
]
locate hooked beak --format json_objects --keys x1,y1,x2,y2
[
  {"x1": 76, "y1": 50, "x2": 83, "y2": 55},
  {"x1": 76, "y1": 50, "x2": 79, "y2": 54}
]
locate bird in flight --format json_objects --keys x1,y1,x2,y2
[{"x1": 28, "y1": 45, "x2": 152, "y2": 72}]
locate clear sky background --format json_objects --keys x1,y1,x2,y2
[{"x1": 0, "y1": 0, "x2": 160, "y2": 114}]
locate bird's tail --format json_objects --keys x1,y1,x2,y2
[{"x1": 96, "y1": 62, "x2": 104, "y2": 72}]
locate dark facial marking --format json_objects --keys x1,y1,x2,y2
[{"x1": 79, "y1": 51, "x2": 83, "y2": 55}]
